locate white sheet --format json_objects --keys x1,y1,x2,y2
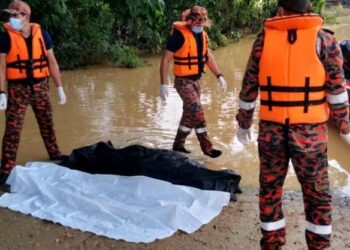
[{"x1": 0, "y1": 162, "x2": 230, "y2": 243}]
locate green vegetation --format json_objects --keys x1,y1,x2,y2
[
  {"x1": 0, "y1": 0, "x2": 329, "y2": 69},
  {"x1": 323, "y1": 3, "x2": 344, "y2": 24}
]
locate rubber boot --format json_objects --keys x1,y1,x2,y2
[
  {"x1": 196, "y1": 132, "x2": 222, "y2": 158},
  {"x1": 172, "y1": 129, "x2": 191, "y2": 153}
]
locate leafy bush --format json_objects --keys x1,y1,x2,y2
[
  {"x1": 0, "y1": 0, "x2": 331, "y2": 69},
  {"x1": 107, "y1": 0, "x2": 166, "y2": 54},
  {"x1": 311, "y1": 0, "x2": 326, "y2": 14}
]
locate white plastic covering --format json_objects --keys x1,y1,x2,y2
[{"x1": 0, "y1": 162, "x2": 230, "y2": 243}]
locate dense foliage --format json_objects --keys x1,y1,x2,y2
[{"x1": 0, "y1": 0, "x2": 328, "y2": 69}]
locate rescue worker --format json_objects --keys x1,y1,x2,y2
[
  {"x1": 235, "y1": 0, "x2": 350, "y2": 249},
  {"x1": 159, "y1": 5, "x2": 227, "y2": 158},
  {"x1": 340, "y1": 39, "x2": 350, "y2": 100},
  {"x1": 0, "y1": 0, "x2": 66, "y2": 185}
]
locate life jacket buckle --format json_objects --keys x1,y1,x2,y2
[{"x1": 287, "y1": 29, "x2": 297, "y2": 44}]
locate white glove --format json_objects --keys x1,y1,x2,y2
[
  {"x1": 159, "y1": 84, "x2": 169, "y2": 101},
  {"x1": 57, "y1": 86, "x2": 66, "y2": 105},
  {"x1": 218, "y1": 76, "x2": 227, "y2": 91},
  {"x1": 0, "y1": 93, "x2": 7, "y2": 110},
  {"x1": 237, "y1": 127, "x2": 251, "y2": 145},
  {"x1": 340, "y1": 133, "x2": 350, "y2": 145}
]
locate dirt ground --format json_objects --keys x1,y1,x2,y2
[{"x1": 0, "y1": 188, "x2": 349, "y2": 250}]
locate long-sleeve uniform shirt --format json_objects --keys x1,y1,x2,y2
[{"x1": 236, "y1": 29, "x2": 350, "y2": 134}]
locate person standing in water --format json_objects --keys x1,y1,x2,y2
[{"x1": 159, "y1": 5, "x2": 227, "y2": 158}]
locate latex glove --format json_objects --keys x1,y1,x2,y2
[
  {"x1": 340, "y1": 133, "x2": 350, "y2": 145},
  {"x1": 218, "y1": 76, "x2": 227, "y2": 91},
  {"x1": 159, "y1": 84, "x2": 169, "y2": 101},
  {"x1": 237, "y1": 127, "x2": 251, "y2": 145},
  {"x1": 0, "y1": 93, "x2": 7, "y2": 111},
  {"x1": 57, "y1": 86, "x2": 66, "y2": 105}
]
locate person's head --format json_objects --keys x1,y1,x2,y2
[
  {"x1": 3, "y1": 0, "x2": 31, "y2": 31},
  {"x1": 182, "y1": 5, "x2": 211, "y2": 33},
  {"x1": 277, "y1": 0, "x2": 311, "y2": 16}
]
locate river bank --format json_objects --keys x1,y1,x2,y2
[{"x1": 1, "y1": 188, "x2": 349, "y2": 250}]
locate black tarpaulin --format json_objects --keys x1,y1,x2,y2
[{"x1": 60, "y1": 141, "x2": 241, "y2": 201}]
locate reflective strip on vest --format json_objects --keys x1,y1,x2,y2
[
  {"x1": 261, "y1": 218, "x2": 286, "y2": 231},
  {"x1": 326, "y1": 91, "x2": 349, "y2": 104},
  {"x1": 305, "y1": 221, "x2": 332, "y2": 235},
  {"x1": 179, "y1": 125, "x2": 192, "y2": 133},
  {"x1": 195, "y1": 127, "x2": 207, "y2": 134},
  {"x1": 239, "y1": 99, "x2": 256, "y2": 110}
]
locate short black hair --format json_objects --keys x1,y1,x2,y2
[{"x1": 278, "y1": 0, "x2": 311, "y2": 14}]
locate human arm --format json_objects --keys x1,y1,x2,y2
[
  {"x1": 160, "y1": 28, "x2": 184, "y2": 86},
  {"x1": 47, "y1": 48, "x2": 66, "y2": 105},
  {"x1": 0, "y1": 53, "x2": 6, "y2": 92},
  {"x1": 159, "y1": 29, "x2": 184, "y2": 101},
  {"x1": 206, "y1": 49, "x2": 227, "y2": 90},
  {"x1": 0, "y1": 53, "x2": 7, "y2": 110},
  {"x1": 159, "y1": 49, "x2": 174, "y2": 101},
  {"x1": 236, "y1": 33, "x2": 264, "y2": 130},
  {"x1": 0, "y1": 32, "x2": 9, "y2": 93},
  {"x1": 160, "y1": 49, "x2": 174, "y2": 86},
  {"x1": 235, "y1": 33, "x2": 264, "y2": 144},
  {"x1": 47, "y1": 49, "x2": 62, "y2": 88},
  {"x1": 206, "y1": 49, "x2": 222, "y2": 77},
  {"x1": 319, "y1": 30, "x2": 350, "y2": 138}
]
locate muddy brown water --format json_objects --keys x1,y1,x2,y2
[{"x1": 0, "y1": 13, "x2": 349, "y2": 194}]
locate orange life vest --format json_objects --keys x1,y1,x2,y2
[
  {"x1": 172, "y1": 22, "x2": 208, "y2": 77},
  {"x1": 4, "y1": 22, "x2": 50, "y2": 81},
  {"x1": 259, "y1": 15, "x2": 329, "y2": 124}
]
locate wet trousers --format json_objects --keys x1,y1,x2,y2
[
  {"x1": 258, "y1": 121, "x2": 331, "y2": 250},
  {"x1": 173, "y1": 77, "x2": 213, "y2": 154},
  {"x1": 1, "y1": 80, "x2": 62, "y2": 174}
]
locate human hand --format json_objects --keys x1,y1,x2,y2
[
  {"x1": 218, "y1": 76, "x2": 227, "y2": 91},
  {"x1": 57, "y1": 86, "x2": 66, "y2": 105},
  {"x1": 237, "y1": 127, "x2": 251, "y2": 145},
  {"x1": 159, "y1": 84, "x2": 168, "y2": 101},
  {"x1": 0, "y1": 93, "x2": 7, "y2": 111},
  {"x1": 340, "y1": 133, "x2": 350, "y2": 145}
]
